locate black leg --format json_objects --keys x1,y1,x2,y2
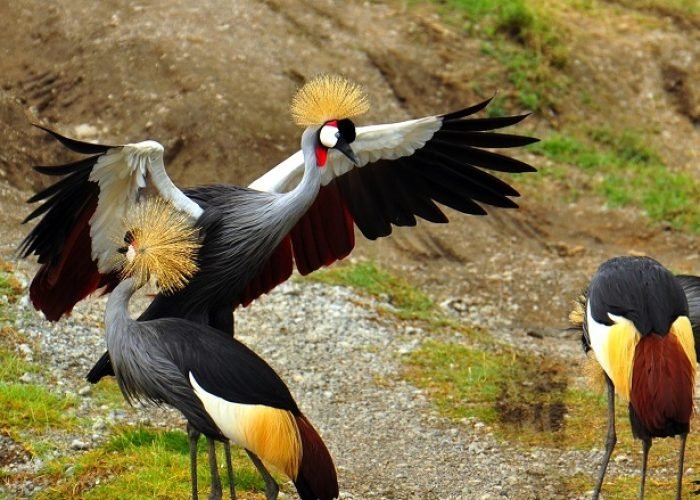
[
  {"x1": 246, "y1": 449, "x2": 279, "y2": 500},
  {"x1": 593, "y1": 375, "x2": 616, "y2": 500},
  {"x1": 639, "y1": 438, "x2": 651, "y2": 499},
  {"x1": 224, "y1": 442, "x2": 236, "y2": 499},
  {"x1": 676, "y1": 433, "x2": 687, "y2": 500},
  {"x1": 207, "y1": 438, "x2": 223, "y2": 500},
  {"x1": 187, "y1": 423, "x2": 200, "y2": 500}
]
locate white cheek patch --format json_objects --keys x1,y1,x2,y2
[
  {"x1": 586, "y1": 301, "x2": 613, "y2": 376},
  {"x1": 126, "y1": 245, "x2": 137, "y2": 263},
  {"x1": 319, "y1": 125, "x2": 339, "y2": 148}
]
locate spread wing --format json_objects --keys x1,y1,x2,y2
[
  {"x1": 19, "y1": 126, "x2": 200, "y2": 320},
  {"x1": 243, "y1": 98, "x2": 538, "y2": 297}
]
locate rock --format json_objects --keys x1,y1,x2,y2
[
  {"x1": 69, "y1": 439, "x2": 90, "y2": 451},
  {"x1": 73, "y1": 124, "x2": 99, "y2": 139},
  {"x1": 78, "y1": 385, "x2": 91, "y2": 396}
]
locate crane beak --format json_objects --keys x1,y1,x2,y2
[{"x1": 335, "y1": 137, "x2": 360, "y2": 166}]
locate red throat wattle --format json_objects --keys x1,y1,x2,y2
[{"x1": 315, "y1": 144, "x2": 328, "y2": 167}]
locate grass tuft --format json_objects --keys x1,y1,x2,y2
[
  {"x1": 308, "y1": 261, "x2": 436, "y2": 320},
  {"x1": 0, "y1": 384, "x2": 78, "y2": 436},
  {"x1": 427, "y1": 0, "x2": 568, "y2": 112},
  {"x1": 403, "y1": 339, "x2": 569, "y2": 440},
  {"x1": 532, "y1": 129, "x2": 700, "y2": 231},
  {"x1": 0, "y1": 258, "x2": 24, "y2": 322},
  {"x1": 36, "y1": 428, "x2": 271, "y2": 499}
]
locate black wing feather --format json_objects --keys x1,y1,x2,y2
[
  {"x1": 433, "y1": 130, "x2": 539, "y2": 148},
  {"x1": 427, "y1": 140, "x2": 537, "y2": 173},
  {"x1": 440, "y1": 97, "x2": 494, "y2": 120},
  {"x1": 336, "y1": 169, "x2": 392, "y2": 240},
  {"x1": 33, "y1": 156, "x2": 102, "y2": 176},
  {"x1": 19, "y1": 167, "x2": 97, "y2": 261},
  {"x1": 153, "y1": 318, "x2": 299, "y2": 413},
  {"x1": 333, "y1": 105, "x2": 537, "y2": 239},
  {"x1": 675, "y1": 274, "x2": 700, "y2": 361},
  {"x1": 440, "y1": 114, "x2": 531, "y2": 132},
  {"x1": 33, "y1": 124, "x2": 114, "y2": 155},
  {"x1": 411, "y1": 151, "x2": 519, "y2": 208}
]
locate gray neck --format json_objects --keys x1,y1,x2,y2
[
  {"x1": 271, "y1": 127, "x2": 323, "y2": 230},
  {"x1": 105, "y1": 277, "x2": 137, "y2": 345}
]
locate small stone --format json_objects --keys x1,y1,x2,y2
[
  {"x1": 19, "y1": 372, "x2": 34, "y2": 383},
  {"x1": 78, "y1": 386, "x2": 92, "y2": 396},
  {"x1": 92, "y1": 418, "x2": 106, "y2": 432},
  {"x1": 70, "y1": 439, "x2": 90, "y2": 451},
  {"x1": 17, "y1": 344, "x2": 32, "y2": 356},
  {"x1": 107, "y1": 409, "x2": 126, "y2": 422},
  {"x1": 468, "y1": 442, "x2": 483, "y2": 453},
  {"x1": 74, "y1": 123, "x2": 99, "y2": 139}
]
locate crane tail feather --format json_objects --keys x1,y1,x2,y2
[
  {"x1": 86, "y1": 351, "x2": 114, "y2": 383},
  {"x1": 294, "y1": 414, "x2": 339, "y2": 500}
]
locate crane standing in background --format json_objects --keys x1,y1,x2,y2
[
  {"x1": 105, "y1": 198, "x2": 338, "y2": 500},
  {"x1": 572, "y1": 256, "x2": 697, "y2": 499}
]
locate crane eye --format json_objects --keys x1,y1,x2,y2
[{"x1": 319, "y1": 124, "x2": 340, "y2": 148}]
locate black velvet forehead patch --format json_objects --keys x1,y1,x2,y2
[{"x1": 337, "y1": 119, "x2": 356, "y2": 143}]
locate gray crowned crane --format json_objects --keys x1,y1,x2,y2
[
  {"x1": 105, "y1": 198, "x2": 338, "y2": 500},
  {"x1": 18, "y1": 75, "x2": 539, "y2": 383},
  {"x1": 571, "y1": 256, "x2": 697, "y2": 499}
]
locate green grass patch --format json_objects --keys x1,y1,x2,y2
[
  {"x1": 403, "y1": 339, "x2": 569, "y2": 439},
  {"x1": 90, "y1": 378, "x2": 128, "y2": 409},
  {"x1": 0, "y1": 383, "x2": 78, "y2": 436},
  {"x1": 532, "y1": 129, "x2": 700, "y2": 231},
  {"x1": 0, "y1": 258, "x2": 23, "y2": 322},
  {"x1": 0, "y1": 260, "x2": 23, "y2": 302},
  {"x1": 36, "y1": 427, "x2": 271, "y2": 499},
  {"x1": 417, "y1": 0, "x2": 568, "y2": 111},
  {"x1": 0, "y1": 345, "x2": 37, "y2": 381},
  {"x1": 308, "y1": 261, "x2": 436, "y2": 321}
]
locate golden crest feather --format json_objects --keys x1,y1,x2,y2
[
  {"x1": 118, "y1": 197, "x2": 201, "y2": 294},
  {"x1": 290, "y1": 74, "x2": 369, "y2": 126}
]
